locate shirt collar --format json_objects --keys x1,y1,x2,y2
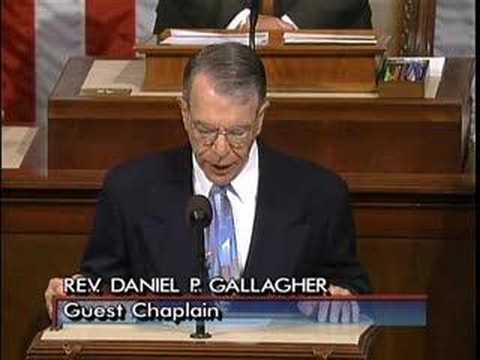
[{"x1": 193, "y1": 141, "x2": 259, "y2": 203}]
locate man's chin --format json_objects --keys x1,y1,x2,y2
[
  {"x1": 207, "y1": 168, "x2": 238, "y2": 186},
  {"x1": 209, "y1": 174, "x2": 234, "y2": 186}
]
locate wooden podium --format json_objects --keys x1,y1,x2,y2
[
  {"x1": 27, "y1": 323, "x2": 378, "y2": 360},
  {"x1": 136, "y1": 30, "x2": 384, "y2": 93}
]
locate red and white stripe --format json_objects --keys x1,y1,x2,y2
[{"x1": 2, "y1": 0, "x2": 157, "y2": 125}]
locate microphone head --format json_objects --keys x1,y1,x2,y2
[{"x1": 186, "y1": 195, "x2": 213, "y2": 228}]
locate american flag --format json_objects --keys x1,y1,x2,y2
[{"x1": 2, "y1": 0, "x2": 158, "y2": 125}]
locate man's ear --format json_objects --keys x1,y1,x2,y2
[
  {"x1": 178, "y1": 97, "x2": 189, "y2": 130},
  {"x1": 254, "y1": 100, "x2": 270, "y2": 136}
]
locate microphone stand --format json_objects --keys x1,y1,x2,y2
[
  {"x1": 190, "y1": 221, "x2": 211, "y2": 339},
  {"x1": 248, "y1": 0, "x2": 259, "y2": 50}
]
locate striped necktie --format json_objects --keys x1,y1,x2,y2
[{"x1": 207, "y1": 185, "x2": 240, "y2": 279}]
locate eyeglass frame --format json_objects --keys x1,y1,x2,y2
[
  {"x1": 179, "y1": 95, "x2": 269, "y2": 148},
  {"x1": 189, "y1": 118, "x2": 256, "y2": 148},
  {"x1": 183, "y1": 107, "x2": 263, "y2": 149}
]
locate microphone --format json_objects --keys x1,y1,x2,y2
[
  {"x1": 186, "y1": 195, "x2": 212, "y2": 229},
  {"x1": 186, "y1": 195, "x2": 213, "y2": 339}
]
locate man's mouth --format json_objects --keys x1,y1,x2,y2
[{"x1": 213, "y1": 164, "x2": 232, "y2": 171}]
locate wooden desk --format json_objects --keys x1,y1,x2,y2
[
  {"x1": 48, "y1": 57, "x2": 473, "y2": 174},
  {"x1": 138, "y1": 30, "x2": 383, "y2": 92}
]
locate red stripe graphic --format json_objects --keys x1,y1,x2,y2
[
  {"x1": 85, "y1": 0, "x2": 136, "y2": 57},
  {"x1": 1, "y1": 1, "x2": 36, "y2": 123}
]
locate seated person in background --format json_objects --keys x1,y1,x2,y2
[
  {"x1": 45, "y1": 42, "x2": 371, "y2": 322},
  {"x1": 154, "y1": 0, "x2": 372, "y2": 33}
]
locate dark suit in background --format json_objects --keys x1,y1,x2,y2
[
  {"x1": 80, "y1": 143, "x2": 371, "y2": 294},
  {"x1": 154, "y1": 0, "x2": 372, "y2": 34}
]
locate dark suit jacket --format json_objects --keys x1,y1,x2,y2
[
  {"x1": 154, "y1": 0, "x2": 372, "y2": 34},
  {"x1": 81, "y1": 143, "x2": 371, "y2": 293}
]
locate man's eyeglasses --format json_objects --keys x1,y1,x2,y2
[{"x1": 190, "y1": 120, "x2": 253, "y2": 148}]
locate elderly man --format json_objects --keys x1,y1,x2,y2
[{"x1": 45, "y1": 42, "x2": 370, "y2": 322}]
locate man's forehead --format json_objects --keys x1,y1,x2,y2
[
  {"x1": 189, "y1": 73, "x2": 260, "y2": 110},
  {"x1": 189, "y1": 73, "x2": 216, "y2": 99}
]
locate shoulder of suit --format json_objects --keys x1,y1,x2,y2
[
  {"x1": 102, "y1": 146, "x2": 189, "y2": 192},
  {"x1": 261, "y1": 144, "x2": 347, "y2": 190}
]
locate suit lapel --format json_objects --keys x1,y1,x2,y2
[
  {"x1": 243, "y1": 144, "x2": 303, "y2": 280},
  {"x1": 142, "y1": 148, "x2": 197, "y2": 284}
]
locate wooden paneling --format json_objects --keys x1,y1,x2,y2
[
  {"x1": 47, "y1": 58, "x2": 473, "y2": 172},
  {"x1": 371, "y1": 0, "x2": 436, "y2": 55},
  {"x1": 2, "y1": 234, "x2": 87, "y2": 360}
]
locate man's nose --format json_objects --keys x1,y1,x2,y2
[{"x1": 212, "y1": 133, "x2": 230, "y2": 157}]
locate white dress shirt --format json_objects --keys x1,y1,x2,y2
[
  {"x1": 193, "y1": 141, "x2": 259, "y2": 272},
  {"x1": 226, "y1": 9, "x2": 298, "y2": 30}
]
